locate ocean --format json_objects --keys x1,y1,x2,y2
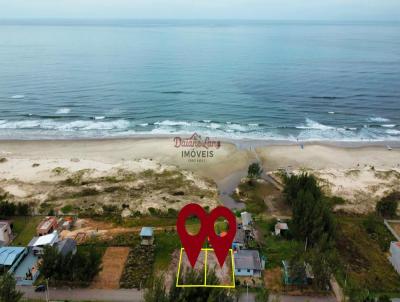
[{"x1": 0, "y1": 20, "x2": 399, "y2": 141}]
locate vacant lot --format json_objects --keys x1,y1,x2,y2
[
  {"x1": 11, "y1": 216, "x2": 42, "y2": 246},
  {"x1": 91, "y1": 247, "x2": 130, "y2": 289},
  {"x1": 335, "y1": 217, "x2": 400, "y2": 293}
]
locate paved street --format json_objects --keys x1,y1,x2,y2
[{"x1": 19, "y1": 286, "x2": 143, "y2": 302}]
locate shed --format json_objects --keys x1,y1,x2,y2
[
  {"x1": 56, "y1": 238, "x2": 77, "y2": 256},
  {"x1": 275, "y1": 222, "x2": 289, "y2": 236},
  {"x1": 140, "y1": 227, "x2": 154, "y2": 245}
]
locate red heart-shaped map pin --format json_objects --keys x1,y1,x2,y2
[
  {"x1": 207, "y1": 206, "x2": 237, "y2": 267},
  {"x1": 176, "y1": 203, "x2": 208, "y2": 267}
]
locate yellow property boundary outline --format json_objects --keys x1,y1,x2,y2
[{"x1": 175, "y1": 248, "x2": 235, "y2": 288}]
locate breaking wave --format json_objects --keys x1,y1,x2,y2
[{"x1": 0, "y1": 117, "x2": 399, "y2": 141}]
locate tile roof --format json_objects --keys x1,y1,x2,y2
[{"x1": 234, "y1": 249, "x2": 262, "y2": 270}]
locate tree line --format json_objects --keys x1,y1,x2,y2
[{"x1": 39, "y1": 245, "x2": 102, "y2": 284}]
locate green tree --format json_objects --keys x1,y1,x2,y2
[
  {"x1": 309, "y1": 243, "x2": 336, "y2": 290},
  {"x1": 0, "y1": 273, "x2": 23, "y2": 302},
  {"x1": 291, "y1": 189, "x2": 335, "y2": 246},
  {"x1": 255, "y1": 287, "x2": 269, "y2": 302},
  {"x1": 39, "y1": 246, "x2": 60, "y2": 279},
  {"x1": 376, "y1": 192, "x2": 399, "y2": 218},
  {"x1": 378, "y1": 295, "x2": 391, "y2": 302},
  {"x1": 16, "y1": 203, "x2": 29, "y2": 216},
  {"x1": 0, "y1": 201, "x2": 16, "y2": 218},
  {"x1": 248, "y1": 163, "x2": 263, "y2": 179}
]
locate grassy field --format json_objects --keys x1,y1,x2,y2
[
  {"x1": 335, "y1": 216, "x2": 400, "y2": 294},
  {"x1": 153, "y1": 231, "x2": 181, "y2": 272},
  {"x1": 232, "y1": 180, "x2": 268, "y2": 213},
  {"x1": 256, "y1": 219, "x2": 301, "y2": 269},
  {"x1": 11, "y1": 216, "x2": 42, "y2": 246}
]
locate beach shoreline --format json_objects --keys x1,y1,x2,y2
[{"x1": 1, "y1": 137, "x2": 399, "y2": 214}]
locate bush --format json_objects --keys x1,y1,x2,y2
[
  {"x1": 247, "y1": 163, "x2": 263, "y2": 179},
  {"x1": 363, "y1": 214, "x2": 394, "y2": 251},
  {"x1": 376, "y1": 192, "x2": 399, "y2": 218}
]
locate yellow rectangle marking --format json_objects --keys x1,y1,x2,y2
[{"x1": 175, "y1": 248, "x2": 235, "y2": 288}]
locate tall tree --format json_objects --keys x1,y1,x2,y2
[{"x1": 0, "y1": 273, "x2": 23, "y2": 302}]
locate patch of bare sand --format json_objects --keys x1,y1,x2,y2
[{"x1": 91, "y1": 247, "x2": 130, "y2": 289}]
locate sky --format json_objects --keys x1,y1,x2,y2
[{"x1": 0, "y1": 0, "x2": 399, "y2": 21}]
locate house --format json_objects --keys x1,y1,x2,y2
[
  {"x1": 36, "y1": 216, "x2": 58, "y2": 236},
  {"x1": 140, "y1": 227, "x2": 154, "y2": 245},
  {"x1": 28, "y1": 231, "x2": 59, "y2": 255},
  {"x1": 0, "y1": 246, "x2": 27, "y2": 273},
  {"x1": 389, "y1": 241, "x2": 400, "y2": 274},
  {"x1": 0, "y1": 246, "x2": 39, "y2": 285},
  {"x1": 56, "y1": 238, "x2": 77, "y2": 256},
  {"x1": 282, "y1": 260, "x2": 314, "y2": 286},
  {"x1": 0, "y1": 221, "x2": 13, "y2": 247},
  {"x1": 233, "y1": 227, "x2": 245, "y2": 250},
  {"x1": 274, "y1": 221, "x2": 289, "y2": 236},
  {"x1": 234, "y1": 249, "x2": 264, "y2": 277},
  {"x1": 241, "y1": 212, "x2": 252, "y2": 231}
]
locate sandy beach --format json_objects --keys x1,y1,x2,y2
[{"x1": 0, "y1": 138, "x2": 399, "y2": 214}]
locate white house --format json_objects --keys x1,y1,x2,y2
[
  {"x1": 234, "y1": 249, "x2": 264, "y2": 277},
  {"x1": 28, "y1": 231, "x2": 59, "y2": 255},
  {"x1": 389, "y1": 241, "x2": 400, "y2": 274},
  {"x1": 274, "y1": 221, "x2": 289, "y2": 236},
  {"x1": 241, "y1": 212, "x2": 252, "y2": 231},
  {"x1": 0, "y1": 221, "x2": 13, "y2": 247}
]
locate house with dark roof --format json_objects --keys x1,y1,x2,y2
[
  {"x1": 234, "y1": 249, "x2": 264, "y2": 277},
  {"x1": 56, "y1": 238, "x2": 77, "y2": 256}
]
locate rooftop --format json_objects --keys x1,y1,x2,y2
[
  {"x1": 29, "y1": 231, "x2": 58, "y2": 247},
  {"x1": 56, "y1": 238, "x2": 77, "y2": 256},
  {"x1": 234, "y1": 249, "x2": 262, "y2": 270},
  {"x1": 0, "y1": 247, "x2": 26, "y2": 266},
  {"x1": 140, "y1": 227, "x2": 153, "y2": 237},
  {"x1": 38, "y1": 216, "x2": 57, "y2": 231}
]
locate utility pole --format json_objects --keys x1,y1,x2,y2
[{"x1": 46, "y1": 278, "x2": 49, "y2": 302}]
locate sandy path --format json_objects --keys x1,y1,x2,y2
[{"x1": 91, "y1": 247, "x2": 130, "y2": 289}]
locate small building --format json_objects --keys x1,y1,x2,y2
[
  {"x1": 233, "y1": 227, "x2": 245, "y2": 251},
  {"x1": 234, "y1": 249, "x2": 263, "y2": 277},
  {"x1": 241, "y1": 212, "x2": 252, "y2": 231},
  {"x1": 275, "y1": 221, "x2": 289, "y2": 236},
  {"x1": 389, "y1": 241, "x2": 400, "y2": 274},
  {"x1": 56, "y1": 238, "x2": 77, "y2": 256},
  {"x1": 28, "y1": 231, "x2": 59, "y2": 255},
  {"x1": 36, "y1": 216, "x2": 58, "y2": 236},
  {"x1": 140, "y1": 227, "x2": 154, "y2": 245},
  {"x1": 0, "y1": 221, "x2": 13, "y2": 247}
]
